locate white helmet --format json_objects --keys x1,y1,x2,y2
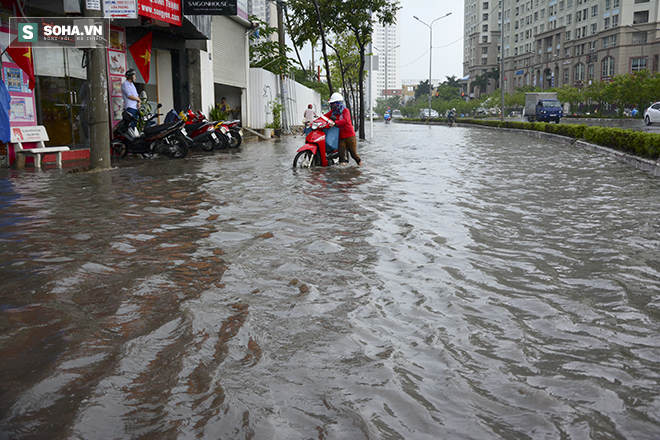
[{"x1": 328, "y1": 92, "x2": 344, "y2": 103}]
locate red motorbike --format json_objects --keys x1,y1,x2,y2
[
  {"x1": 293, "y1": 115, "x2": 343, "y2": 168},
  {"x1": 213, "y1": 118, "x2": 243, "y2": 148},
  {"x1": 180, "y1": 109, "x2": 225, "y2": 150}
]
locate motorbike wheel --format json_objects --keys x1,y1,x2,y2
[
  {"x1": 293, "y1": 150, "x2": 318, "y2": 168},
  {"x1": 167, "y1": 138, "x2": 189, "y2": 159},
  {"x1": 228, "y1": 128, "x2": 242, "y2": 148},
  {"x1": 198, "y1": 139, "x2": 215, "y2": 151},
  {"x1": 111, "y1": 140, "x2": 128, "y2": 159},
  {"x1": 214, "y1": 132, "x2": 229, "y2": 150}
]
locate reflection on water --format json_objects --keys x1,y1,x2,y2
[{"x1": 1, "y1": 127, "x2": 660, "y2": 439}]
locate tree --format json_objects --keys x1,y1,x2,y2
[
  {"x1": 287, "y1": 0, "x2": 401, "y2": 139},
  {"x1": 415, "y1": 80, "x2": 431, "y2": 99},
  {"x1": 249, "y1": 16, "x2": 297, "y2": 75}
]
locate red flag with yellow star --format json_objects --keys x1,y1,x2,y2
[
  {"x1": 129, "y1": 32, "x2": 152, "y2": 83},
  {"x1": 6, "y1": 42, "x2": 36, "y2": 90}
]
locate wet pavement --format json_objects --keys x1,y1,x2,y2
[{"x1": 1, "y1": 123, "x2": 660, "y2": 439}]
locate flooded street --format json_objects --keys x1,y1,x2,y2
[{"x1": 2, "y1": 123, "x2": 660, "y2": 439}]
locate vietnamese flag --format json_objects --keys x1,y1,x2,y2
[
  {"x1": 129, "y1": 32, "x2": 153, "y2": 83},
  {"x1": 6, "y1": 43, "x2": 36, "y2": 90}
]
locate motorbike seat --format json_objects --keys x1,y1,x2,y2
[{"x1": 143, "y1": 121, "x2": 180, "y2": 135}]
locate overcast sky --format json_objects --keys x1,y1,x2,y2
[
  {"x1": 399, "y1": 0, "x2": 465, "y2": 83},
  {"x1": 292, "y1": 0, "x2": 465, "y2": 85}
]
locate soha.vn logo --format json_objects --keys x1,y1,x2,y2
[{"x1": 18, "y1": 23, "x2": 38, "y2": 42}]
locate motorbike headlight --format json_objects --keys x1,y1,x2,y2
[{"x1": 311, "y1": 122, "x2": 320, "y2": 130}]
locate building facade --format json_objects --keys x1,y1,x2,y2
[
  {"x1": 371, "y1": 12, "x2": 401, "y2": 107},
  {"x1": 464, "y1": 0, "x2": 660, "y2": 97}
]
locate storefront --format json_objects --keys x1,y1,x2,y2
[{"x1": 0, "y1": 0, "x2": 211, "y2": 165}]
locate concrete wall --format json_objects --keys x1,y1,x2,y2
[{"x1": 249, "y1": 68, "x2": 322, "y2": 130}]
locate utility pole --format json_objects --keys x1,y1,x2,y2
[
  {"x1": 84, "y1": 3, "x2": 111, "y2": 170},
  {"x1": 500, "y1": 1, "x2": 504, "y2": 122},
  {"x1": 276, "y1": 0, "x2": 289, "y2": 133}
]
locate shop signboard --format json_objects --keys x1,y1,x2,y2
[
  {"x1": 138, "y1": 0, "x2": 181, "y2": 26},
  {"x1": 104, "y1": 0, "x2": 138, "y2": 19},
  {"x1": 183, "y1": 0, "x2": 236, "y2": 15}
]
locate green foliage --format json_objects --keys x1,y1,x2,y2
[
  {"x1": 415, "y1": 80, "x2": 431, "y2": 99},
  {"x1": 292, "y1": 68, "x2": 329, "y2": 98},
  {"x1": 583, "y1": 126, "x2": 660, "y2": 158},
  {"x1": 249, "y1": 16, "x2": 297, "y2": 75},
  {"x1": 209, "y1": 106, "x2": 228, "y2": 122},
  {"x1": 457, "y1": 119, "x2": 660, "y2": 160},
  {"x1": 265, "y1": 100, "x2": 283, "y2": 129}
]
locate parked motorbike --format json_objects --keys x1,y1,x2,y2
[
  {"x1": 172, "y1": 109, "x2": 224, "y2": 151},
  {"x1": 111, "y1": 104, "x2": 190, "y2": 159},
  {"x1": 214, "y1": 118, "x2": 243, "y2": 148},
  {"x1": 293, "y1": 115, "x2": 343, "y2": 168}
]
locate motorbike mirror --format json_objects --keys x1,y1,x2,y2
[{"x1": 157, "y1": 103, "x2": 163, "y2": 109}]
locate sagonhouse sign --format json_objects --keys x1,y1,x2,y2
[{"x1": 183, "y1": 0, "x2": 237, "y2": 15}]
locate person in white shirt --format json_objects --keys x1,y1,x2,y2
[
  {"x1": 303, "y1": 104, "x2": 318, "y2": 128},
  {"x1": 121, "y1": 68, "x2": 140, "y2": 128}
]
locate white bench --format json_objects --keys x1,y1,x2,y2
[{"x1": 11, "y1": 126, "x2": 70, "y2": 169}]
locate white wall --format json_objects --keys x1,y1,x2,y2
[
  {"x1": 200, "y1": 49, "x2": 215, "y2": 118},
  {"x1": 249, "y1": 68, "x2": 321, "y2": 129}
]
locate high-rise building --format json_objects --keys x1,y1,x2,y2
[
  {"x1": 370, "y1": 11, "x2": 402, "y2": 107},
  {"x1": 463, "y1": 0, "x2": 660, "y2": 98},
  {"x1": 249, "y1": 0, "x2": 278, "y2": 42}
]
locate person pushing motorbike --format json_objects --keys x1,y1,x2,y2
[{"x1": 324, "y1": 93, "x2": 361, "y2": 166}]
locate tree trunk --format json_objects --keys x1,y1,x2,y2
[{"x1": 310, "y1": 0, "x2": 333, "y2": 93}]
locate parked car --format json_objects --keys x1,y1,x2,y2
[
  {"x1": 644, "y1": 102, "x2": 660, "y2": 125},
  {"x1": 392, "y1": 109, "x2": 402, "y2": 119},
  {"x1": 419, "y1": 108, "x2": 439, "y2": 118}
]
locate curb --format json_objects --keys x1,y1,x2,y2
[{"x1": 455, "y1": 122, "x2": 660, "y2": 177}]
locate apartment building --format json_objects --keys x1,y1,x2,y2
[
  {"x1": 464, "y1": 0, "x2": 503, "y2": 97},
  {"x1": 371, "y1": 13, "x2": 402, "y2": 105},
  {"x1": 464, "y1": 0, "x2": 660, "y2": 96}
]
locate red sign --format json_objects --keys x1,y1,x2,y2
[{"x1": 138, "y1": 0, "x2": 181, "y2": 26}]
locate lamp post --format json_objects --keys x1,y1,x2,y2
[
  {"x1": 414, "y1": 12, "x2": 452, "y2": 121},
  {"x1": 626, "y1": 24, "x2": 647, "y2": 60}
]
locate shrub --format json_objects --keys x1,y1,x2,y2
[{"x1": 457, "y1": 118, "x2": 660, "y2": 160}]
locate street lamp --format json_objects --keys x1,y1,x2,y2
[
  {"x1": 626, "y1": 24, "x2": 647, "y2": 59},
  {"x1": 414, "y1": 12, "x2": 452, "y2": 121}
]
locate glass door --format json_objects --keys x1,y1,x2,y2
[{"x1": 34, "y1": 47, "x2": 88, "y2": 148}]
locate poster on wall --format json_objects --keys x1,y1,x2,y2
[
  {"x1": 9, "y1": 96, "x2": 35, "y2": 123},
  {"x1": 107, "y1": 25, "x2": 127, "y2": 126}
]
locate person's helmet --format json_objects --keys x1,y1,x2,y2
[
  {"x1": 328, "y1": 92, "x2": 344, "y2": 103},
  {"x1": 308, "y1": 104, "x2": 313, "y2": 109},
  {"x1": 452, "y1": 108, "x2": 456, "y2": 111},
  {"x1": 125, "y1": 68, "x2": 136, "y2": 79}
]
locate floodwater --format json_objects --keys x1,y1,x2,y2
[{"x1": 1, "y1": 123, "x2": 660, "y2": 439}]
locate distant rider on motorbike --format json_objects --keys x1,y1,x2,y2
[
  {"x1": 324, "y1": 93, "x2": 361, "y2": 166},
  {"x1": 448, "y1": 108, "x2": 457, "y2": 125}
]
